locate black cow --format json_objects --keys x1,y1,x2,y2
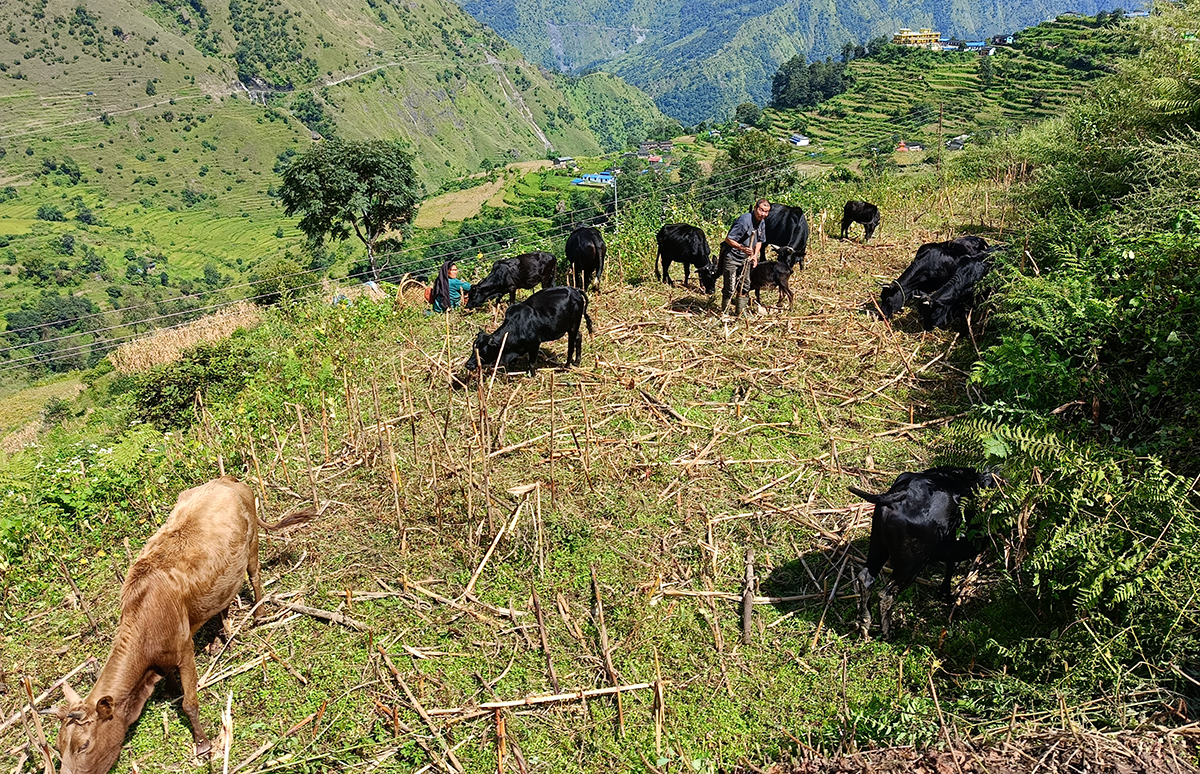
[
  {"x1": 849, "y1": 466, "x2": 995, "y2": 639},
  {"x1": 878, "y1": 237, "x2": 989, "y2": 319},
  {"x1": 841, "y1": 201, "x2": 881, "y2": 241},
  {"x1": 465, "y1": 251, "x2": 556, "y2": 309},
  {"x1": 656, "y1": 223, "x2": 718, "y2": 293},
  {"x1": 566, "y1": 227, "x2": 606, "y2": 291},
  {"x1": 748, "y1": 260, "x2": 794, "y2": 309},
  {"x1": 762, "y1": 202, "x2": 809, "y2": 270},
  {"x1": 916, "y1": 256, "x2": 992, "y2": 330},
  {"x1": 464, "y1": 286, "x2": 593, "y2": 375}
]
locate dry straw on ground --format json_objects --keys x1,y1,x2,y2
[{"x1": 109, "y1": 302, "x2": 262, "y2": 373}]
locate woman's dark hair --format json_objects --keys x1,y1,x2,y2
[{"x1": 431, "y1": 261, "x2": 455, "y2": 310}]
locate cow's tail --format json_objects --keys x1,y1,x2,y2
[
  {"x1": 258, "y1": 505, "x2": 320, "y2": 532},
  {"x1": 847, "y1": 486, "x2": 905, "y2": 507},
  {"x1": 582, "y1": 293, "x2": 594, "y2": 335},
  {"x1": 654, "y1": 246, "x2": 662, "y2": 280}
]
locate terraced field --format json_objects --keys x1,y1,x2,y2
[{"x1": 763, "y1": 16, "x2": 1132, "y2": 166}]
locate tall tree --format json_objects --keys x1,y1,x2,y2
[{"x1": 279, "y1": 139, "x2": 423, "y2": 281}]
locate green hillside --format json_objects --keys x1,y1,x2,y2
[
  {"x1": 0, "y1": 0, "x2": 666, "y2": 368},
  {"x1": 459, "y1": 0, "x2": 1134, "y2": 123},
  {"x1": 761, "y1": 15, "x2": 1139, "y2": 166}
]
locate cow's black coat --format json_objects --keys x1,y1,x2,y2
[
  {"x1": 841, "y1": 200, "x2": 881, "y2": 241},
  {"x1": 762, "y1": 202, "x2": 810, "y2": 270},
  {"x1": 465, "y1": 251, "x2": 556, "y2": 309},
  {"x1": 566, "y1": 227, "x2": 606, "y2": 291},
  {"x1": 916, "y1": 256, "x2": 991, "y2": 330},
  {"x1": 656, "y1": 223, "x2": 718, "y2": 293},
  {"x1": 748, "y1": 260, "x2": 794, "y2": 309},
  {"x1": 879, "y1": 236, "x2": 989, "y2": 318},
  {"x1": 849, "y1": 466, "x2": 994, "y2": 639},
  {"x1": 464, "y1": 286, "x2": 593, "y2": 375}
]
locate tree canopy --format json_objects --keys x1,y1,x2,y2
[
  {"x1": 279, "y1": 139, "x2": 423, "y2": 281},
  {"x1": 770, "y1": 56, "x2": 849, "y2": 109}
]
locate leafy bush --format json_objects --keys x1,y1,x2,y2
[
  {"x1": 939, "y1": 420, "x2": 1200, "y2": 698},
  {"x1": 125, "y1": 337, "x2": 258, "y2": 428},
  {"x1": 36, "y1": 204, "x2": 65, "y2": 221}
]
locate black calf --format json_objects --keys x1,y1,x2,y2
[
  {"x1": 841, "y1": 201, "x2": 881, "y2": 241},
  {"x1": 566, "y1": 227, "x2": 606, "y2": 291},
  {"x1": 849, "y1": 466, "x2": 995, "y2": 639},
  {"x1": 464, "y1": 286, "x2": 593, "y2": 375},
  {"x1": 465, "y1": 251, "x2": 556, "y2": 309},
  {"x1": 916, "y1": 256, "x2": 991, "y2": 330},
  {"x1": 748, "y1": 260, "x2": 794, "y2": 309},
  {"x1": 656, "y1": 223, "x2": 718, "y2": 293},
  {"x1": 879, "y1": 236, "x2": 989, "y2": 319}
]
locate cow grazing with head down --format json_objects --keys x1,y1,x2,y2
[
  {"x1": 465, "y1": 251, "x2": 556, "y2": 309},
  {"x1": 762, "y1": 202, "x2": 809, "y2": 270},
  {"x1": 849, "y1": 466, "x2": 995, "y2": 639},
  {"x1": 52, "y1": 477, "x2": 315, "y2": 774},
  {"x1": 656, "y1": 223, "x2": 718, "y2": 293},
  {"x1": 566, "y1": 227, "x2": 606, "y2": 291},
  {"x1": 916, "y1": 255, "x2": 992, "y2": 330},
  {"x1": 748, "y1": 260, "x2": 795, "y2": 309},
  {"x1": 878, "y1": 236, "x2": 989, "y2": 319},
  {"x1": 464, "y1": 286, "x2": 593, "y2": 375},
  {"x1": 841, "y1": 200, "x2": 881, "y2": 242}
]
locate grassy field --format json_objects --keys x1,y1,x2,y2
[{"x1": 4, "y1": 177, "x2": 1151, "y2": 773}]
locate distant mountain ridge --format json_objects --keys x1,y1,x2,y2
[{"x1": 456, "y1": 0, "x2": 1135, "y2": 123}]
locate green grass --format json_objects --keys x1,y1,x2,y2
[{"x1": 2, "y1": 177, "x2": 1130, "y2": 773}]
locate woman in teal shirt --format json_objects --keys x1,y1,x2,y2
[{"x1": 431, "y1": 261, "x2": 471, "y2": 312}]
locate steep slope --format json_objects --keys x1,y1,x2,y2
[
  {"x1": 457, "y1": 0, "x2": 1134, "y2": 123},
  {"x1": 0, "y1": 0, "x2": 659, "y2": 345}
]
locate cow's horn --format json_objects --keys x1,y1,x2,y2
[{"x1": 62, "y1": 683, "x2": 82, "y2": 704}]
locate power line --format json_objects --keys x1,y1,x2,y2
[{"x1": 0, "y1": 154, "x2": 805, "y2": 372}]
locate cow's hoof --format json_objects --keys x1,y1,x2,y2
[{"x1": 195, "y1": 740, "x2": 213, "y2": 759}]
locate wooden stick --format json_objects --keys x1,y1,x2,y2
[
  {"x1": 464, "y1": 503, "x2": 521, "y2": 598},
  {"x1": 653, "y1": 648, "x2": 664, "y2": 757},
  {"x1": 660, "y1": 588, "x2": 846, "y2": 604},
  {"x1": 53, "y1": 555, "x2": 98, "y2": 633},
  {"x1": 21, "y1": 677, "x2": 55, "y2": 774},
  {"x1": 269, "y1": 423, "x2": 293, "y2": 489},
  {"x1": 591, "y1": 566, "x2": 624, "y2": 736},
  {"x1": 0, "y1": 658, "x2": 97, "y2": 734},
  {"x1": 377, "y1": 646, "x2": 465, "y2": 774},
  {"x1": 531, "y1": 587, "x2": 560, "y2": 693},
  {"x1": 293, "y1": 403, "x2": 320, "y2": 509},
  {"x1": 430, "y1": 682, "x2": 656, "y2": 714},
  {"x1": 741, "y1": 549, "x2": 755, "y2": 646},
  {"x1": 386, "y1": 425, "x2": 403, "y2": 532},
  {"x1": 230, "y1": 711, "x2": 316, "y2": 774},
  {"x1": 270, "y1": 600, "x2": 370, "y2": 632},
  {"x1": 198, "y1": 655, "x2": 267, "y2": 691},
  {"x1": 495, "y1": 710, "x2": 506, "y2": 774}
]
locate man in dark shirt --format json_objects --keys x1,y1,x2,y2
[{"x1": 721, "y1": 199, "x2": 770, "y2": 315}]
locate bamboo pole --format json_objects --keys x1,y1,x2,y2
[
  {"x1": 293, "y1": 403, "x2": 319, "y2": 509},
  {"x1": 429, "y1": 682, "x2": 656, "y2": 714}
]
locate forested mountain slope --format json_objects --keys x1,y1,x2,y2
[{"x1": 458, "y1": 0, "x2": 1134, "y2": 123}]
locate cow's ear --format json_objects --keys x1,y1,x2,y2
[{"x1": 96, "y1": 696, "x2": 114, "y2": 721}]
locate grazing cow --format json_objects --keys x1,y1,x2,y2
[
  {"x1": 849, "y1": 467, "x2": 995, "y2": 639},
  {"x1": 748, "y1": 260, "x2": 795, "y2": 309},
  {"x1": 878, "y1": 237, "x2": 989, "y2": 319},
  {"x1": 762, "y1": 202, "x2": 810, "y2": 270},
  {"x1": 656, "y1": 223, "x2": 718, "y2": 293},
  {"x1": 565, "y1": 227, "x2": 606, "y2": 291},
  {"x1": 464, "y1": 286, "x2": 593, "y2": 375},
  {"x1": 916, "y1": 256, "x2": 992, "y2": 330},
  {"x1": 841, "y1": 200, "x2": 881, "y2": 241},
  {"x1": 52, "y1": 477, "x2": 315, "y2": 774},
  {"x1": 465, "y1": 251, "x2": 556, "y2": 309}
]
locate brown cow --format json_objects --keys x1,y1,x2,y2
[{"x1": 51, "y1": 476, "x2": 315, "y2": 774}]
